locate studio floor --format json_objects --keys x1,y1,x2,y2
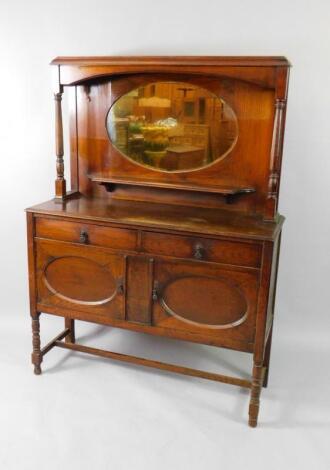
[{"x1": 0, "y1": 313, "x2": 329, "y2": 470}]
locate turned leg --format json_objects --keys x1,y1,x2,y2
[
  {"x1": 31, "y1": 313, "x2": 42, "y2": 375},
  {"x1": 249, "y1": 362, "x2": 263, "y2": 427},
  {"x1": 65, "y1": 318, "x2": 75, "y2": 343}
]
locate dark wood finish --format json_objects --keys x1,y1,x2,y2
[
  {"x1": 248, "y1": 240, "x2": 275, "y2": 425},
  {"x1": 26, "y1": 213, "x2": 37, "y2": 316},
  {"x1": 51, "y1": 56, "x2": 289, "y2": 66},
  {"x1": 263, "y1": 232, "x2": 282, "y2": 387},
  {"x1": 35, "y1": 217, "x2": 137, "y2": 250},
  {"x1": 152, "y1": 258, "x2": 259, "y2": 340},
  {"x1": 141, "y1": 231, "x2": 262, "y2": 268},
  {"x1": 36, "y1": 239, "x2": 126, "y2": 319},
  {"x1": 28, "y1": 197, "x2": 284, "y2": 241},
  {"x1": 265, "y1": 98, "x2": 287, "y2": 220},
  {"x1": 27, "y1": 212, "x2": 42, "y2": 374},
  {"x1": 65, "y1": 319, "x2": 75, "y2": 344},
  {"x1": 75, "y1": 72, "x2": 279, "y2": 218},
  {"x1": 54, "y1": 91, "x2": 66, "y2": 199},
  {"x1": 126, "y1": 256, "x2": 153, "y2": 324},
  {"x1": 92, "y1": 174, "x2": 256, "y2": 199},
  {"x1": 51, "y1": 56, "x2": 289, "y2": 91},
  {"x1": 37, "y1": 300, "x2": 254, "y2": 352},
  {"x1": 41, "y1": 328, "x2": 71, "y2": 355},
  {"x1": 26, "y1": 56, "x2": 290, "y2": 427},
  {"x1": 31, "y1": 313, "x2": 42, "y2": 375},
  {"x1": 68, "y1": 86, "x2": 79, "y2": 192},
  {"x1": 249, "y1": 364, "x2": 266, "y2": 427}
]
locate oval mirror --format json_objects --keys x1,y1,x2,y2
[{"x1": 106, "y1": 81, "x2": 238, "y2": 172}]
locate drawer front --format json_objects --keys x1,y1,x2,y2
[
  {"x1": 36, "y1": 218, "x2": 137, "y2": 251},
  {"x1": 36, "y1": 239, "x2": 125, "y2": 319},
  {"x1": 142, "y1": 232, "x2": 262, "y2": 268}
]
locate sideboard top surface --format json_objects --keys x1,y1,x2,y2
[
  {"x1": 51, "y1": 56, "x2": 290, "y2": 67},
  {"x1": 26, "y1": 196, "x2": 283, "y2": 241}
]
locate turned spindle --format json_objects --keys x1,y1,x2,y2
[
  {"x1": 265, "y1": 98, "x2": 286, "y2": 220},
  {"x1": 54, "y1": 91, "x2": 66, "y2": 198},
  {"x1": 31, "y1": 314, "x2": 42, "y2": 375}
]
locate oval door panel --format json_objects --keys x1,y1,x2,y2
[
  {"x1": 160, "y1": 276, "x2": 247, "y2": 329},
  {"x1": 43, "y1": 256, "x2": 117, "y2": 305}
]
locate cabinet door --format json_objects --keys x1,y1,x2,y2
[
  {"x1": 36, "y1": 239, "x2": 125, "y2": 320},
  {"x1": 152, "y1": 259, "x2": 259, "y2": 344}
]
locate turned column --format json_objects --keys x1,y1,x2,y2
[
  {"x1": 31, "y1": 313, "x2": 42, "y2": 375},
  {"x1": 264, "y1": 99, "x2": 286, "y2": 221},
  {"x1": 54, "y1": 90, "x2": 66, "y2": 198}
]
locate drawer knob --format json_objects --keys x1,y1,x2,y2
[
  {"x1": 79, "y1": 229, "x2": 89, "y2": 244},
  {"x1": 193, "y1": 243, "x2": 204, "y2": 260}
]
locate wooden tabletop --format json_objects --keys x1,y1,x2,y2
[
  {"x1": 51, "y1": 56, "x2": 291, "y2": 67},
  {"x1": 26, "y1": 195, "x2": 284, "y2": 241}
]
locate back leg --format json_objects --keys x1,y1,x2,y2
[
  {"x1": 263, "y1": 326, "x2": 273, "y2": 388},
  {"x1": 65, "y1": 318, "x2": 75, "y2": 343}
]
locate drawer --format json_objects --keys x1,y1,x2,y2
[
  {"x1": 35, "y1": 218, "x2": 137, "y2": 251},
  {"x1": 141, "y1": 232, "x2": 262, "y2": 268}
]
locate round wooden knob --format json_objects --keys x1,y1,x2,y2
[
  {"x1": 79, "y1": 229, "x2": 89, "y2": 244},
  {"x1": 193, "y1": 243, "x2": 204, "y2": 260}
]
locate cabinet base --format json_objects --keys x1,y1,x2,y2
[{"x1": 33, "y1": 319, "x2": 267, "y2": 427}]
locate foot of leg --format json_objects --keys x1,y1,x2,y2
[
  {"x1": 249, "y1": 362, "x2": 263, "y2": 427},
  {"x1": 34, "y1": 364, "x2": 42, "y2": 375},
  {"x1": 31, "y1": 314, "x2": 42, "y2": 375}
]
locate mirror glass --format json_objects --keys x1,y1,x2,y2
[{"x1": 107, "y1": 81, "x2": 238, "y2": 172}]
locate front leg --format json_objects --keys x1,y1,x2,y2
[
  {"x1": 248, "y1": 362, "x2": 263, "y2": 427},
  {"x1": 31, "y1": 312, "x2": 42, "y2": 375}
]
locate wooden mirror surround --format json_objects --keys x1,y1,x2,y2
[
  {"x1": 26, "y1": 56, "x2": 290, "y2": 427},
  {"x1": 61, "y1": 65, "x2": 288, "y2": 218}
]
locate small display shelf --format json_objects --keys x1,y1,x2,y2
[{"x1": 89, "y1": 173, "x2": 256, "y2": 203}]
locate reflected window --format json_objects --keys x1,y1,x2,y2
[{"x1": 106, "y1": 81, "x2": 238, "y2": 172}]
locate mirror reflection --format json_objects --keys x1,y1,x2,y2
[{"x1": 107, "y1": 81, "x2": 238, "y2": 172}]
